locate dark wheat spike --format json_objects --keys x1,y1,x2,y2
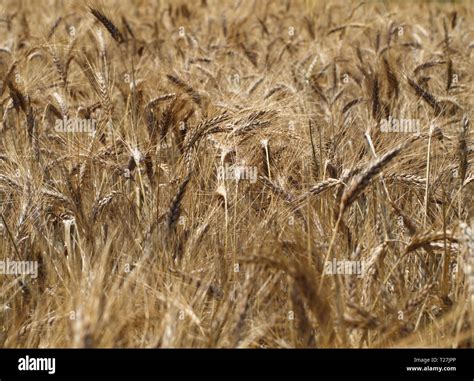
[
  {"x1": 342, "y1": 98, "x2": 363, "y2": 114},
  {"x1": 122, "y1": 16, "x2": 135, "y2": 40},
  {"x1": 413, "y1": 60, "x2": 446, "y2": 75},
  {"x1": 144, "y1": 95, "x2": 176, "y2": 145},
  {"x1": 145, "y1": 106, "x2": 158, "y2": 146},
  {"x1": 167, "y1": 74, "x2": 202, "y2": 106},
  {"x1": 443, "y1": 18, "x2": 449, "y2": 51},
  {"x1": 451, "y1": 11, "x2": 458, "y2": 29},
  {"x1": 371, "y1": 74, "x2": 381, "y2": 122},
  {"x1": 340, "y1": 142, "x2": 412, "y2": 214},
  {"x1": 167, "y1": 172, "x2": 193, "y2": 231},
  {"x1": 8, "y1": 81, "x2": 27, "y2": 114},
  {"x1": 383, "y1": 58, "x2": 399, "y2": 99},
  {"x1": 146, "y1": 94, "x2": 176, "y2": 109},
  {"x1": 458, "y1": 114, "x2": 469, "y2": 183},
  {"x1": 446, "y1": 59, "x2": 453, "y2": 92},
  {"x1": 407, "y1": 76, "x2": 441, "y2": 115},
  {"x1": 90, "y1": 8, "x2": 125, "y2": 44},
  {"x1": 48, "y1": 17, "x2": 63, "y2": 40}
]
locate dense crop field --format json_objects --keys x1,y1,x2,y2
[{"x1": 0, "y1": 0, "x2": 473, "y2": 348}]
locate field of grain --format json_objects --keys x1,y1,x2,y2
[{"x1": 0, "y1": 0, "x2": 473, "y2": 348}]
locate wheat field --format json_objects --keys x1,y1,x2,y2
[{"x1": 0, "y1": 0, "x2": 473, "y2": 348}]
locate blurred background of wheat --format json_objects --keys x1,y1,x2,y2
[{"x1": 0, "y1": 0, "x2": 473, "y2": 348}]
